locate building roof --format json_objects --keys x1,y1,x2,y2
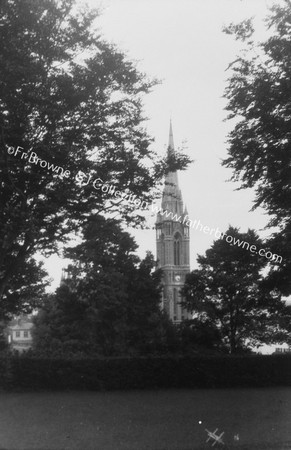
[{"x1": 8, "y1": 322, "x2": 33, "y2": 331}]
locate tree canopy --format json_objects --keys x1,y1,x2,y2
[
  {"x1": 33, "y1": 217, "x2": 172, "y2": 356},
  {"x1": 181, "y1": 227, "x2": 290, "y2": 354},
  {"x1": 0, "y1": 0, "x2": 191, "y2": 314},
  {"x1": 223, "y1": 1, "x2": 291, "y2": 295}
]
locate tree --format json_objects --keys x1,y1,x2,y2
[
  {"x1": 181, "y1": 227, "x2": 290, "y2": 354},
  {"x1": 125, "y1": 252, "x2": 170, "y2": 354},
  {"x1": 0, "y1": 0, "x2": 191, "y2": 312},
  {"x1": 176, "y1": 319, "x2": 224, "y2": 354},
  {"x1": 33, "y1": 217, "x2": 172, "y2": 356},
  {"x1": 32, "y1": 287, "x2": 90, "y2": 356},
  {"x1": 223, "y1": 1, "x2": 291, "y2": 294},
  {"x1": 0, "y1": 258, "x2": 49, "y2": 321}
]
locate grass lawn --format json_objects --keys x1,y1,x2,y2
[{"x1": 0, "y1": 388, "x2": 291, "y2": 449}]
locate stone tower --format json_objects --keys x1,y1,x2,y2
[{"x1": 156, "y1": 122, "x2": 191, "y2": 323}]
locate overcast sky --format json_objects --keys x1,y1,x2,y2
[{"x1": 43, "y1": 0, "x2": 279, "y2": 290}]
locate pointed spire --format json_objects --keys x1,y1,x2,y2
[
  {"x1": 161, "y1": 120, "x2": 183, "y2": 214},
  {"x1": 168, "y1": 119, "x2": 175, "y2": 154}
]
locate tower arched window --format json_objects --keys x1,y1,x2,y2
[
  {"x1": 156, "y1": 227, "x2": 162, "y2": 239},
  {"x1": 174, "y1": 232, "x2": 181, "y2": 266},
  {"x1": 165, "y1": 222, "x2": 171, "y2": 235}
]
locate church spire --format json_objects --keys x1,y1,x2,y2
[
  {"x1": 161, "y1": 121, "x2": 182, "y2": 214},
  {"x1": 155, "y1": 121, "x2": 191, "y2": 324}
]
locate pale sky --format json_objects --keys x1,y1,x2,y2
[{"x1": 43, "y1": 0, "x2": 279, "y2": 293}]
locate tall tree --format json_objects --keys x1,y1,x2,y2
[
  {"x1": 0, "y1": 0, "x2": 191, "y2": 311},
  {"x1": 32, "y1": 287, "x2": 90, "y2": 356},
  {"x1": 181, "y1": 227, "x2": 290, "y2": 354},
  {"x1": 33, "y1": 217, "x2": 171, "y2": 356},
  {"x1": 223, "y1": 1, "x2": 291, "y2": 294}
]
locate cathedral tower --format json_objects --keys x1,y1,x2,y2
[{"x1": 156, "y1": 122, "x2": 191, "y2": 323}]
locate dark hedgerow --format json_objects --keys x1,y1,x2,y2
[{"x1": 0, "y1": 354, "x2": 290, "y2": 391}]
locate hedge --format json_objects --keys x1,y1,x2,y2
[{"x1": 0, "y1": 354, "x2": 290, "y2": 391}]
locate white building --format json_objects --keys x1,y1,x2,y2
[{"x1": 7, "y1": 316, "x2": 33, "y2": 352}]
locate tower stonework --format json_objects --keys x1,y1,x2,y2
[{"x1": 156, "y1": 122, "x2": 191, "y2": 323}]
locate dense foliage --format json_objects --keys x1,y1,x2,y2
[
  {"x1": 0, "y1": 0, "x2": 191, "y2": 315},
  {"x1": 32, "y1": 217, "x2": 174, "y2": 356},
  {"x1": 181, "y1": 227, "x2": 291, "y2": 354},
  {"x1": 223, "y1": 1, "x2": 291, "y2": 295}
]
